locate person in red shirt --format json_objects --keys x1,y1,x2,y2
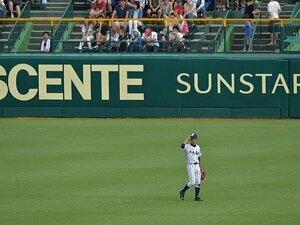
[
  {"x1": 89, "y1": 0, "x2": 107, "y2": 18},
  {"x1": 174, "y1": 0, "x2": 184, "y2": 17}
]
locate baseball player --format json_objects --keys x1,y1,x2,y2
[{"x1": 179, "y1": 133, "x2": 204, "y2": 201}]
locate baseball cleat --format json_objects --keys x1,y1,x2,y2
[
  {"x1": 179, "y1": 191, "x2": 185, "y2": 200},
  {"x1": 194, "y1": 197, "x2": 203, "y2": 201}
]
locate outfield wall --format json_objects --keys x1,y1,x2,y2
[{"x1": 0, "y1": 54, "x2": 300, "y2": 118}]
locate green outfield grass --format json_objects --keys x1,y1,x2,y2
[{"x1": 0, "y1": 119, "x2": 299, "y2": 225}]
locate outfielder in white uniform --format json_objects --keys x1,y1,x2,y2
[{"x1": 179, "y1": 133, "x2": 203, "y2": 201}]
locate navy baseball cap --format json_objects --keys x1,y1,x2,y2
[{"x1": 190, "y1": 133, "x2": 198, "y2": 139}]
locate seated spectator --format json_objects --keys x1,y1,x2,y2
[
  {"x1": 0, "y1": 0, "x2": 7, "y2": 18},
  {"x1": 8, "y1": 0, "x2": 20, "y2": 18},
  {"x1": 146, "y1": 0, "x2": 161, "y2": 18},
  {"x1": 109, "y1": 27, "x2": 120, "y2": 52},
  {"x1": 94, "y1": 23, "x2": 109, "y2": 49},
  {"x1": 129, "y1": 29, "x2": 142, "y2": 52},
  {"x1": 118, "y1": 28, "x2": 131, "y2": 52},
  {"x1": 141, "y1": 27, "x2": 159, "y2": 52},
  {"x1": 196, "y1": 0, "x2": 206, "y2": 18},
  {"x1": 112, "y1": 0, "x2": 129, "y2": 32},
  {"x1": 40, "y1": 31, "x2": 51, "y2": 53},
  {"x1": 216, "y1": 0, "x2": 230, "y2": 11},
  {"x1": 168, "y1": 25, "x2": 185, "y2": 52},
  {"x1": 138, "y1": 0, "x2": 146, "y2": 11},
  {"x1": 89, "y1": 0, "x2": 106, "y2": 19},
  {"x1": 243, "y1": 0, "x2": 260, "y2": 18},
  {"x1": 128, "y1": 1, "x2": 143, "y2": 34},
  {"x1": 167, "y1": 11, "x2": 189, "y2": 37},
  {"x1": 183, "y1": 0, "x2": 197, "y2": 19},
  {"x1": 174, "y1": 0, "x2": 184, "y2": 17},
  {"x1": 159, "y1": 0, "x2": 172, "y2": 18},
  {"x1": 78, "y1": 21, "x2": 94, "y2": 51}
]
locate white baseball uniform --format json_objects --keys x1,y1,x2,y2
[{"x1": 181, "y1": 143, "x2": 202, "y2": 187}]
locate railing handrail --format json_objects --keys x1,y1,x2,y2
[
  {"x1": 51, "y1": 0, "x2": 73, "y2": 52},
  {"x1": 7, "y1": 1, "x2": 30, "y2": 52},
  {"x1": 214, "y1": 11, "x2": 230, "y2": 42},
  {"x1": 248, "y1": 12, "x2": 261, "y2": 53},
  {"x1": 2, "y1": 18, "x2": 300, "y2": 23}
]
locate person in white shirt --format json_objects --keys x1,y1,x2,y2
[
  {"x1": 266, "y1": 0, "x2": 281, "y2": 46},
  {"x1": 40, "y1": 31, "x2": 51, "y2": 53},
  {"x1": 78, "y1": 21, "x2": 94, "y2": 51},
  {"x1": 141, "y1": 27, "x2": 159, "y2": 52}
]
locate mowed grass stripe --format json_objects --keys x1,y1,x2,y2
[{"x1": 0, "y1": 119, "x2": 299, "y2": 225}]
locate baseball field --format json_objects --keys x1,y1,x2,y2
[{"x1": 0, "y1": 118, "x2": 299, "y2": 225}]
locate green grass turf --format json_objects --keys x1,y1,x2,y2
[{"x1": 0, "y1": 119, "x2": 299, "y2": 225}]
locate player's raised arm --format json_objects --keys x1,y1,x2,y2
[{"x1": 181, "y1": 135, "x2": 190, "y2": 149}]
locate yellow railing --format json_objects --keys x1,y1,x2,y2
[{"x1": 1, "y1": 18, "x2": 300, "y2": 28}]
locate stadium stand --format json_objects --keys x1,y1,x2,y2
[{"x1": 0, "y1": 0, "x2": 299, "y2": 53}]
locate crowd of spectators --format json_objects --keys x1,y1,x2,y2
[{"x1": 78, "y1": 0, "x2": 217, "y2": 52}]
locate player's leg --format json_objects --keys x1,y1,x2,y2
[
  {"x1": 179, "y1": 165, "x2": 195, "y2": 200},
  {"x1": 194, "y1": 167, "x2": 202, "y2": 201}
]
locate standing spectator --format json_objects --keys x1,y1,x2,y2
[
  {"x1": 118, "y1": 28, "x2": 131, "y2": 52},
  {"x1": 243, "y1": 0, "x2": 260, "y2": 18},
  {"x1": 40, "y1": 31, "x2": 51, "y2": 53},
  {"x1": 129, "y1": 29, "x2": 142, "y2": 52},
  {"x1": 266, "y1": 0, "x2": 281, "y2": 46},
  {"x1": 78, "y1": 21, "x2": 94, "y2": 51},
  {"x1": 8, "y1": 0, "x2": 20, "y2": 18},
  {"x1": 128, "y1": 1, "x2": 143, "y2": 34},
  {"x1": 159, "y1": 0, "x2": 172, "y2": 18},
  {"x1": 146, "y1": 0, "x2": 161, "y2": 18},
  {"x1": 196, "y1": 0, "x2": 206, "y2": 18},
  {"x1": 183, "y1": 0, "x2": 197, "y2": 19},
  {"x1": 141, "y1": 27, "x2": 159, "y2": 52},
  {"x1": 242, "y1": 13, "x2": 253, "y2": 51},
  {"x1": 174, "y1": 0, "x2": 184, "y2": 17},
  {"x1": 89, "y1": 0, "x2": 106, "y2": 19},
  {"x1": 112, "y1": 0, "x2": 129, "y2": 31}
]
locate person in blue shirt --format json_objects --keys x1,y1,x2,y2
[
  {"x1": 243, "y1": 13, "x2": 254, "y2": 51},
  {"x1": 129, "y1": 29, "x2": 142, "y2": 52},
  {"x1": 128, "y1": 1, "x2": 144, "y2": 34}
]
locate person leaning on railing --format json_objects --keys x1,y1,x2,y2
[{"x1": 141, "y1": 27, "x2": 159, "y2": 52}]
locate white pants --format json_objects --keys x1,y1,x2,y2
[
  {"x1": 128, "y1": 20, "x2": 142, "y2": 34},
  {"x1": 186, "y1": 164, "x2": 201, "y2": 187},
  {"x1": 79, "y1": 35, "x2": 94, "y2": 50}
]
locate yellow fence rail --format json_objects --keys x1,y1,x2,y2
[{"x1": 1, "y1": 18, "x2": 300, "y2": 27}]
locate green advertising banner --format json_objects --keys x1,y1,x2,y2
[{"x1": 0, "y1": 54, "x2": 299, "y2": 118}]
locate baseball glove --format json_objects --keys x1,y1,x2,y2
[{"x1": 201, "y1": 169, "x2": 206, "y2": 180}]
